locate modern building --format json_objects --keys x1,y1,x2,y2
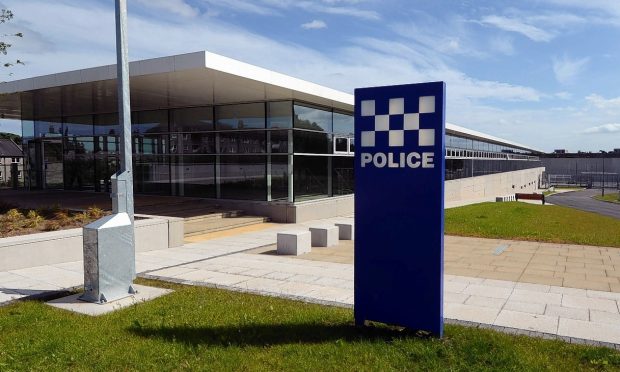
[
  {"x1": 0, "y1": 51, "x2": 544, "y2": 221},
  {"x1": 541, "y1": 151, "x2": 620, "y2": 188},
  {"x1": 0, "y1": 138, "x2": 24, "y2": 188}
]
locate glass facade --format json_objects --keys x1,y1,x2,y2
[
  {"x1": 21, "y1": 99, "x2": 355, "y2": 203},
  {"x1": 20, "y1": 90, "x2": 539, "y2": 200},
  {"x1": 445, "y1": 133, "x2": 541, "y2": 180}
]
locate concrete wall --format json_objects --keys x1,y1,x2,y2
[
  {"x1": 445, "y1": 167, "x2": 545, "y2": 204},
  {"x1": 0, "y1": 217, "x2": 183, "y2": 272}
]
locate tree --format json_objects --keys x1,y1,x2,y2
[{"x1": 0, "y1": 9, "x2": 24, "y2": 73}]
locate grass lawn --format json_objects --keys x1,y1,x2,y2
[
  {"x1": 0, "y1": 279, "x2": 619, "y2": 371},
  {"x1": 445, "y1": 202, "x2": 620, "y2": 247},
  {"x1": 593, "y1": 193, "x2": 620, "y2": 204}
]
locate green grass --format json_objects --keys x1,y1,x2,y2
[
  {"x1": 0, "y1": 279, "x2": 618, "y2": 371},
  {"x1": 445, "y1": 202, "x2": 620, "y2": 247},
  {"x1": 593, "y1": 193, "x2": 620, "y2": 204}
]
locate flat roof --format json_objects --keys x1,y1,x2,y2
[{"x1": 0, "y1": 50, "x2": 541, "y2": 153}]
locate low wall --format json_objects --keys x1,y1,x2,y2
[
  {"x1": 0, "y1": 217, "x2": 183, "y2": 272},
  {"x1": 445, "y1": 167, "x2": 545, "y2": 204}
]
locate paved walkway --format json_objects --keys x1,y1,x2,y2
[
  {"x1": 2, "y1": 217, "x2": 620, "y2": 348},
  {"x1": 547, "y1": 189, "x2": 620, "y2": 220}
]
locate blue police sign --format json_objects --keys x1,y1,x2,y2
[{"x1": 354, "y1": 82, "x2": 445, "y2": 336}]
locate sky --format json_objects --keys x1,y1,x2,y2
[{"x1": 0, "y1": 0, "x2": 619, "y2": 152}]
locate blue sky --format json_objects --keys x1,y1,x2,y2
[{"x1": 0, "y1": 0, "x2": 619, "y2": 152}]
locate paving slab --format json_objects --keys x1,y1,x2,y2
[{"x1": 46, "y1": 284, "x2": 172, "y2": 316}]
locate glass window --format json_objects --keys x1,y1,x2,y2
[
  {"x1": 332, "y1": 156, "x2": 354, "y2": 196},
  {"x1": 220, "y1": 155, "x2": 266, "y2": 200},
  {"x1": 171, "y1": 155, "x2": 216, "y2": 198},
  {"x1": 267, "y1": 101, "x2": 292, "y2": 129},
  {"x1": 294, "y1": 155, "x2": 328, "y2": 201},
  {"x1": 22, "y1": 120, "x2": 35, "y2": 140},
  {"x1": 63, "y1": 137, "x2": 94, "y2": 190},
  {"x1": 219, "y1": 131, "x2": 266, "y2": 154},
  {"x1": 294, "y1": 131, "x2": 331, "y2": 154},
  {"x1": 132, "y1": 110, "x2": 169, "y2": 134},
  {"x1": 170, "y1": 107, "x2": 213, "y2": 132},
  {"x1": 216, "y1": 103, "x2": 265, "y2": 130},
  {"x1": 270, "y1": 155, "x2": 289, "y2": 200},
  {"x1": 133, "y1": 134, "x2": 168, "y2": 155},
  {"x1": 94, "y1": 113, "x2": 120, "y2": 136},
  {"x1": 269, "y1": 130, "x2": 289, "y2": 154},
  {"x1": 294, "y1": 104, "x2": 332, "y2": 132},
  {"x1": 334, "y1": 137, "x2": 348, "y2": 153},
  {"x1": 170, "y1": 133, "x2": 215, "y2": 155},
  {"x1": 63, "y1": 115, "x2": 93, "y2": 137},
  {"x1": 35, "y1": 118, "x2": 62, "y2": 138},
  {"x1": 333, "y1": 112, "x2": 353, "y2": 135},
  {"x1": 133, "y1": 154, "x2": 170, "y2": 195}
]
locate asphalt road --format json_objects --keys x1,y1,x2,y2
[{"x1": 546, "y1": 189, "x2": 620, "y2": 220}]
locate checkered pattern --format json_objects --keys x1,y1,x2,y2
[{"x1": 360, "y1": 96, "x2": 436, "y2": 148}]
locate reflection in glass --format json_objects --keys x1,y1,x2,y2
[
  {"x1": 95, "y1": 113, "x2": 120, "y2": 136},
  {"x1": 332, "y1": 156, "x2": 354, "y2": 196},
  {"x1": 63, "y1": 137, "x2": 94, "y2": 190},
  {"x1": 171, "y1": 107, "x2": 213, "y2": 132},
  {"x1": 267, "y1": 101, "x2": 292, "y2": 128},
  {"x1": 294, "y1": 155, "x2": 328, "y2": 201},
  {"x1": 133, "y1": 154, "x2": 170, "y2": 195},
  {"x1": 219, "y1": 131, "x2": 266, "y2": 154},
  {"x1": 171, "y1": 155, "x2": 216, "y2": 198},
  {"x1": 269, "y1": 130, "x2": 289, "y2": 154},
  {"x1": 294, "y1": 104, "x2": 332, "y2": 132},
  {"x1": 333, "y1": 112, "x2": 353, "y2": 135},
  {"x1": 63, "y1": 115, "x2": 94, "y2": 137},
  {"x1": 270, "y1": 155, "x2": 288, "y2": 200},
  {"x1": 220, "y1": 155, "x2": 266, "y2": 200},
  {"x1": 35, "y1": 118, "x2": 62, "y2": 138},
  {"x1": 170, "y1": 133, "x2": 215, "y2": 154},
  {"x1": 216, "y1": 103, "x2": 265, "y2": 130},
  {"x1": 293, "y1": 131, "x2": 330, "y2": 154},
  {"x1": 133, "y1": 110, "x2": 169, "y2": 134}
]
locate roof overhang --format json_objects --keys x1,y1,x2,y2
[
  {"x1": 446, "y1": 122, "x2": 543, "y2": 154},
  {"x1": 0, "y1": 51, "x2": 354, "y2": 120}
]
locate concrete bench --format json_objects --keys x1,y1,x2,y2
[
  {"x1": 515, "y1": 192, "x2": 545, "y2": 205},
  {"x1": 276, "y1": 231, "x2": 311, "y2": 256},
  {"x1": 309, "y1": 225, "x2": 339, "y2": 247},
  {"x1": 334, "y1": 222, "x2": 354, "y2": 240}
]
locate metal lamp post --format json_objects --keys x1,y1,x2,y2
[{"x1": 79, "y1": 0, "x2": 136, "y2": 303}]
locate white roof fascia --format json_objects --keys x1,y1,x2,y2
[{"x1": 447, "y1": 122, "x2": 542, "y2": 153}]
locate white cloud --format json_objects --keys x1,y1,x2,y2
[
  {"x1": 201, "y1": 0, "x2": 380, "y2": 20},
  {"x1": 586, "y1": 94, "x2": 620, "y2": 109},
  {"x1": 552, "y1": 56, "x2": 589, "y2": 84},
  {"x1": 135, "y1": 0, "x2": 200, "y2": 18},
  {"x1": 301, "y1": 20, "x2": 327, "y2": 29},
  {"x1": 480, "y1": 15, "x2": 555, "y2": 42},
  {"x1": 582, "y1": 123, "x2": 620, "y2": 134},
  {"x1": 3, "y1": 0, "x2": 620, "y2": 152}
]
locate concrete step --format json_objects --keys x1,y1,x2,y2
[
  {"x1": 183, "y1": 210, "x2": 245, "y2": 223},
  {"x1": 184, "y1": 215, "x2": 270, "y2": 236}
]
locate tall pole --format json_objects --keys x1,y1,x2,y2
[
  {"x1": 114, "y1": 0, "x2": 134, "y2": 220},
  {"x1": 602, "y1": 157, "x2": 605, "y2": 197}
]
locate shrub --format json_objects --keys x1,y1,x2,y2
[
  {"x1": 25, "y1": 210, "x2": 44, "y2": 228},
  {"x1": 86, "y1": 206, "x2": 105, "y2": 219},
  {"x1": 73, "y1": 212, "x2": 90, "y2": 224},
  {"x1": 5, "y1": 208, "x2": 23, "y2": 222},
  {"x1": 43, "y1": 221, "x2": 61, "y2": 231},
  {"x1": 53, "y1": 210, "x2": 71, "y2": 225}
]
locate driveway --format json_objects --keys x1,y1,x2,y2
[{"x1": 546, "y1": 189, "x2": 620, "y2": 220}]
